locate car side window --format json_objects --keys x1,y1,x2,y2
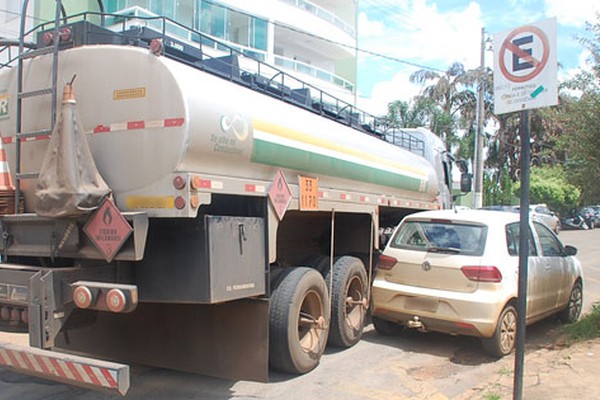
[
  {"x1": 533, "y1": 222, "x2": 563, "y2": 257},
  {"x1": 505, "y1": 223, "x2": 537, "y2": 256}
]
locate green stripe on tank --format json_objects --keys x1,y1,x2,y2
[{"x1": 252, "y1": 138, "x2": 426, "y2": 192}]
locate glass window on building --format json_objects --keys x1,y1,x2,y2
[
  {"x1": 228, "y1": 11, "x2": 249, "y2": 47},
  {"x1": 175, "y1": 0, "x2": 196, "y2": 29},
  {"x1": 252, "y1": 18, "x2": 267, "y2": 51},
  {"x1": 105, "y1": 0, "x2": 127, "y2": 13},
  {"x1": 126, "y1": 0, "x2": 150, "y2": 9},
  {"x1": 200, "y1": 2, "x2": 225, "y2": 37}
]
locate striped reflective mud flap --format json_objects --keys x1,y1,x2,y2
[{"x1": 0, "y1": 341, "x2": 129, "y2": 395}]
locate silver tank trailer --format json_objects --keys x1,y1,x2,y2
[{"x1": 0, "y1": 45, "x2": 440, "y2": 217}]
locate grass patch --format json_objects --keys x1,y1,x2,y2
[
  {"x1": 483, "y1": 392, "x2": 501, "y2": 400},
  {"x1": 566, "y1": 303, "x2": 600, "y2": 340}
]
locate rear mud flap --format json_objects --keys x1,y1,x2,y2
[{"x1": 54, "y1": 299, "x2": 269, "y2": 382}]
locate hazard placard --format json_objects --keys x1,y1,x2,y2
[
  {"x1": 268, "y1": 170, "x2": 292, "y2": 220},
  {"x1": 493, "y1": 18, "x2": 557, "y2": 114},
  {"x1": 299, "y1": 175, "x2": 318, "y2": 211},
  {"x1": 84, "y1": 198, "x2": 133, "y2": 262}
]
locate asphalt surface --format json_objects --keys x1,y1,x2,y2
[{"x1": 0, "y1": 229, "x2": 598, "y2": 399}]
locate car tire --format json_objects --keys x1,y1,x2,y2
[
  {"x1": 482, "y1": 305, "x2": 517, "y2": 358},
  {"x1": 558, "y1": 281, "x2": 583, "y2": 324},
  {"x1": 325, "y1": 256, "x2": 368, "y2": 348},
  {"x1": 372, "y1": 316, "x2": 404, "y2": 336},
  {"x1": 269, "y1": 267, "x2": 330, "y2": 374}
]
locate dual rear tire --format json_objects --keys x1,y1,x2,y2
[{"x1": 269, "y1": 256, "x2": 368, "y2": 373}]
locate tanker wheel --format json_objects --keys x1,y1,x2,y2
[
  {"x1": 269, "y1": 267, "x2": 330, "y2": 374},
  {"x1": 326, "y1": 256, "x2": 368, "y2": 348}
]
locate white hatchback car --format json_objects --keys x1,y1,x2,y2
[{"x1": 372, "y1": 209, "x2": 583, "y2": 357}]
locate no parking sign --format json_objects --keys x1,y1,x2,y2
[{"x1": 493, "y1": 18, "x2": 557, "y2": 114}]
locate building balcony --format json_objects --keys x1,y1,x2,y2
[{"x1": 280, "y1": 0, "x2": 355, "y2": 38}]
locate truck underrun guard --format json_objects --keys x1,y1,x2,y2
[{"x1": 0, "y1": 341, "x2": 129, "y2": 395}]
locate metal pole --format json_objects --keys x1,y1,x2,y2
[
  {"x1": 473, "y1": 27, "x2": 485, "y2": 208},
  {"x1": 513, "y1": 109, "x2": 531, "y2": 400}
]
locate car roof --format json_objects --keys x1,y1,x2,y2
[{"x1": 403, "y1": 209, "x2": 521, "y2": 227}]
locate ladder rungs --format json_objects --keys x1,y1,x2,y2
[
  {"x1": 16, "y1": 172, "x2": 40, "y2": 180},
  {"x1": 20, "y1": 46, "x2": 54, "y2": 60},
  {"x1": 16, "y1": 129, "x2": 52, "y2": 140},
  {"x1": 19, "y1": 88, "x2": 53, "y2": 99}
]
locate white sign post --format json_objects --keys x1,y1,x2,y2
[
  {"x1": 493, "y1": 18, "x2": 557, "y2": 114},
  {"x1": 493, "y1": 18, "x2": 558, "y2": 400}
]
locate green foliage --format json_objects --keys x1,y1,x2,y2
[
  {"x1": 484, "y1": 167, "x2": 517, "y2": 206},
  {"x1": 558, "y1": 16, "x2": 600, "y2": 204},
  {"x1": 514, "y1": 166, "x2": 579, "y2": 214},
  {"x1": 566, "y1": 303, "x2": 600, "y2": 341}
]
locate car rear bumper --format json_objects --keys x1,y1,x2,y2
[{"x1": 371, "y1": 279, "x2": 508, "y2": 338}]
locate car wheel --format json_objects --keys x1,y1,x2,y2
[
  {"x1": 372, "y1": 316, "x2": 404, "y2": 336},
  {"x1": 558, "y1": 281, "x2": 583, "y2": 323},
  {"x1": 482, "y1": 305, "x2": 517, "y2": 358}
]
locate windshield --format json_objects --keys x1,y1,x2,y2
[{"x1": 389, "y1": 220, "x2": 487, "y2": 256}]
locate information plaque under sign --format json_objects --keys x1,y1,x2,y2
[
  {"x1": 299, "y1": 175, "x2": 319, "y2": 211},
  {"x1": 84, "y1": 198, "x2": 133, "y2": 262}
]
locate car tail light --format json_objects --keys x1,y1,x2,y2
[
  {"x1": 378, "y1": 254, "x2": 398, "y2": 270},
  {"x1": 461, "y1": 266, "x2": 502, "y2": 282}
]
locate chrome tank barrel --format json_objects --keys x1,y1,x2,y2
[{"x1": 0, "y1": 45, "x2": 439, "y2": 214}]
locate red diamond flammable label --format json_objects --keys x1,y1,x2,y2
[
  {"x1": 268, "y1": 170, "x2": 292, "y2": 220},
  {"x1": 84, "y1": 198, "x2": 133, "y2": 262}
]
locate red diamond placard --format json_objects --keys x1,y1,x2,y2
[
  {"x1": 84, "y1": 198, "x2": 133, "y2": 262},
  {"x1": 268, "y1": 170, "x2": 292, "y2": 220}
]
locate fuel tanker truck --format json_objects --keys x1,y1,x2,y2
[{"x1": 0, "y1": 7, "x2": 467, "y2": 395}]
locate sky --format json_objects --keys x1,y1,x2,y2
[{"x1": 357, "y1": 0, "x2": 600, "y2": 114}]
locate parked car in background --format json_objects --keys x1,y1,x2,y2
[
  {"x1": 372, "y1": 209, "x2": 583, "y2": 357},
  {"x1": 529, "y1": 204, "x2": 561, "y2": 233}
]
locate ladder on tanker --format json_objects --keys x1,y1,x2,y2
[{"x1": 13, "y1": 0, "x2": 64, "y2": 210}]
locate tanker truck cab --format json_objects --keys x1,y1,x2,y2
[{"x1": 0, "y1": 5, "x2": 458, "y2": 395}]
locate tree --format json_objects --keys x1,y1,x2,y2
[
  {"x1": 383, "y1": 97, "x2": 435, "y2": 129},
  {"x1": 409, "y1": 62, "x2": 479, "y2": 146},
  {"x1": 520, "y1": 166, "x2": 580, "y2": 214},
  {"x1": 559, "y1": 16, "x2": 600, "y2": 204}
]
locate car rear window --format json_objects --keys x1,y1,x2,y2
[{"x1": 389, "y1": 220, "x2": 487, "y2": 256}]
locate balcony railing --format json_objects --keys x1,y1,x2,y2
[
  {"x1": 281, "y1": 0, "x2": 355, "y2": 38},
  {"x1": 274, "y1": 55, "x2": 354, "y2": 93}
]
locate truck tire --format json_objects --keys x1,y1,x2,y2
[
  {"x1": 325, "y1": 256, "x2": 368, "y2": 348},
  {"x1": 269, "y1": 267, "x2": 330, "y2": 374}
]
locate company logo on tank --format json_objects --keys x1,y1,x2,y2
[
  {"x1": 0, "y1": 92, "x2": 8, "y2": 120},
  {"x1": 210, "y1": 114, "x2": 249, "y2": 155}
]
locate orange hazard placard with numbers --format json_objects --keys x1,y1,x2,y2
[{"x1": 299, "y1": 175, "x2": 319, "y2": 211}]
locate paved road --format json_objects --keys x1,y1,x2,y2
[{"x1": 0, "y1": 229, "x2": 598, "y2": 399}]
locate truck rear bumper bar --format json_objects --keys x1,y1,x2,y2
[{"x1": 0, "y1": 341, "x2": 130, "y2": 395}]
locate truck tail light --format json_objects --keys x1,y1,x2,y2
[
  {"x1": 106, "y1": 289, "x2": 127, "y2": 313},
  {"x1": 461, "y1": 266, "x2": 502, "y2": 282},
  {"x1": 378, "y1": 254, "x2": 398, "y2": 270},
  {"x1": 73, "y1": 285, "x2": 94, "y2": 309}
]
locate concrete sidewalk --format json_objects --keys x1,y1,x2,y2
[{"x1": 458, "y1": 337, "x2": 600, "y2": 399}]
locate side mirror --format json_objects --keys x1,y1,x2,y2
[
  {"x1": 460, "y1": 172, "x2": 472, "y2": 193},
  {"x1": 564, "y1": 245, "x2": 577, "y2": 256}
]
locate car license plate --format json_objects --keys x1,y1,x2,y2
[{"x1": 405, "y1": 297, "x2": 439, "y2": 312}]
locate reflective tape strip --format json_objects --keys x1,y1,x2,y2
[
  {"x1": 1, "y1": 118, "x2": 185, "y2": 143},
  {"x1": 0, "y1": 343, "x2": 129, "y2": 395}
]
